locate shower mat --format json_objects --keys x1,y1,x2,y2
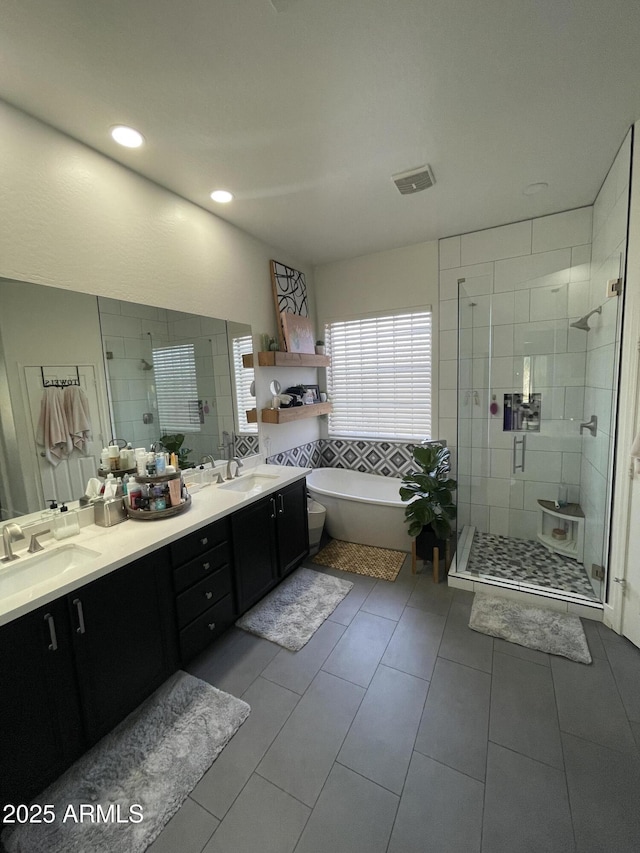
[
  {"x1": 469, "y1": 594, "x2": 592, "y2": 664},
  {"x1": 313, "y1": 539, "x2": 405, "y2": 582}
]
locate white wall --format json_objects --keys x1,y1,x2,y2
[
  {"x1": 313, "y1": 240, "x2": 440, "y2": 436},
  {"x1": 0, "y1": 100, "x2": 319, "y2": 458}
]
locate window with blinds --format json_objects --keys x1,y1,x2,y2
[
  {"x1": 325, "y1": 309, "x2": 432, "y2": 440},
  {"x1": 232, "y1": 334, "x2": 258, "y2": 434},
  {"x1": 152, "y1": 343, "x2": 201, "y2": 433}
]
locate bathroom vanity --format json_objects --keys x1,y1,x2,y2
[{"x1": 0, "y1": 464, "x2": 309, "y2": 807}]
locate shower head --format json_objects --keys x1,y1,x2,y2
[
  {"x1": 139, "y1": 358, "x2": 154, "y2": 371},
  {"x1": 570, "y1": 305, "x2": 602, "y2": 332}
]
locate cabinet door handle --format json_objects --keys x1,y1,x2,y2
[
  {"x1": 278, "y1": 494, "x2": 284, "y2": 514},
  {"x1": 44, "y1": 613, "x2": 58, "y2": 651},
  {"x1": 205, "y1": 590, "x2": 213, "y2": 600},
  {"x1": 270, "y1": 497, "x2": 276, "y2": 519},
  {"x1": 201, "y1": 536, "x2": 208, "y2": 546},
  {"x1": 208, "y1": 622, "x2": 216, "y2": 631},
  {"x1": 202, "y1": 561, "x2": 211, "y2": 571},
  {"x1": 73, "y1": 598, "x2": 86, "y2": 635}
]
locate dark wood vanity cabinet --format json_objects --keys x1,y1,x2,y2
[
  {"x1": 232, "y1": 478, "x2": 309, "y2": 612},
  {"x1": 0, "y1": 599, "x2": 83, "y2": 807},
  {"x1": 169, "y1": 517, "x2": 236, "y2": 663},
  {"x1": 70, "y1": 549, "x2": 178, "y2": 745},
  {"x1": 0, "y1": 549, "x2": 178, "y2": 805}
]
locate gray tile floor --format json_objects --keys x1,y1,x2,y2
[{"x1": 147, "y1": 557, "x2": 640, "y2": 853}]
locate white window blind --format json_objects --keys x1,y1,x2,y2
[
  {"x1": 232, "y1": 335, "x2": 258, "y2": 434},
  {"x1": 326, "y1": 310, "x2": 432, "y2": 440},
  {"x1": 153, "y1": 343, "x2": 201, "y2": 433}
]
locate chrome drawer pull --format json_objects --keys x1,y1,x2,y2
[
  {"x1": 44, "y1": 613, "x2": 58, "y2": 651},
  {"x1": 202, "y1": 561, "x2": 211, "y2": 571},
  {"x1": 205, "y1": 591, "x2": 213, "y2": 600},
  {"x1": 278, "y1": 494, "x2": 284, "y2": 514},
  {"x1": 208, "y1": 622, "x2": 216, "y2": 631},
  {"x1": 201, "y1": 536, "x2": 208, "y2": 546},
  {"x1": 73, "y1": 598, "x2": 85, "y2": 635}
]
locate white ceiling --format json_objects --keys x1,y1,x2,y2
[{"x1": 2, "y1": 0, "x2": 640, "y2": 265}]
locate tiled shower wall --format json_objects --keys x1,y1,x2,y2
[
  {"x1": 438, "y1": 207, "x2": 594, "y2": 541},
  {"x1": 581, "y1": 131, "x2": 631, "y2": 578}
]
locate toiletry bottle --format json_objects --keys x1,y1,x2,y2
[
  {"x1": 557, "y1": 483, "x2": 568, "y2": 507},
  {"x1": 127, "y1": 477, "x2": 142, "y2": 509},
  {"x1": 155, "y1": 452, "x2": 167, "y2": 475},
  {"x1": 136, "y1": 450, "x2": 147, "y2": 477},
  {"x1": 53, "y1": 503, "x2": 80, "y2": 540},
  {"x1": 100, "y1": 447, "x2": 110, "y2": 472},
  {"x1": 108, "y1": 444, "x2": 120, "y2": 471}
]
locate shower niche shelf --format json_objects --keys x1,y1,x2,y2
[{"x1": 537, "y1": 499, "x2": 585, "y2": 563}]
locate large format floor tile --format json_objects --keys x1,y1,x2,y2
[
  {"x1": 322, "y1": 610, "x2": 396, "y2": 687},
  {"x1": 147, "y1": 797, "x2": 219, "y2": 853},
  {"x1": 256, "y1": 670, "x2": 364, "y2": 806},
  {"x1": 438, "y1": 599, "x2": 494, "y2": 673},
  {"x1": 490, "y1": 651, "x2": 564, "y2": 769},
  {"x1": 191, "y1": 676, "x2": 299, "y2": 819},
  {"x1": 563, "y1": 732, "x2": 640, "y2": 853},
  {"x1": 337, "y1": 664, "x2": 428, "y2": 793},
  {"x1": 187, "y1": 627, "x2": 281, "y2": 697},
  {"x1": 261, "y1": 618, "x2": 346, "y2": 695},
  {"x1": 388, "y1": 751, "x2": 484, "y2": 853},
  {"x1": 482, "y1": 743, "x2": 575, "y2": 853},
  {"x1": 202, "y1": 774, "x2": 309, "y2": 853},
  {"x1": 293, "y1": 763, "x2": 398, "y2": 853},
  {"x1": 380, "y1": 605, "x2": 446, "y2": 681},
  {"x1": 414, "y1": 656, "x2": 490, "y2": 781}
]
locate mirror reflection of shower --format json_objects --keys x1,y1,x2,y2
[{"x1": 570, "y1": 305, "x2": 602, "y2": 332}]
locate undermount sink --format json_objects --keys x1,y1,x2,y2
[
  {"x1": 0, "y1": 543, "x2": 101, "y2": 598},
  {"x1": 218, "y1": 473, "x2": 280, "y2": 494}
]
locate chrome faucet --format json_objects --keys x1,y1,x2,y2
[
  {"x1": 2, "y1": 523, "x2": 25, "y2": 563},
  {"x1": 200, "y1": 454, "x2": 216, "y2": 466},
  {"x1": 226, "y1": 456, "x2": 244, "y2": 480}
]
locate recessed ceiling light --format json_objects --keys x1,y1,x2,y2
[
  {"x1": 210, "y1": 190, "x2": 234, "y2": 203},
  {"x1": 523, "y1": 182, "x2": 548, "y2": 196},
  {"x1": 110, "y1": 125, "x2": 144, "y2": 148}
]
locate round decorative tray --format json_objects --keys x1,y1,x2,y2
[
  {"x1": 125, "y1": 493, "x2": 191, "y2": 521},
  {"x1": 135, "y1": 471, "x2": 182, "y2": 484},
  {"x1": 97, "y1": 466, "x2": 137, "y2": 478}
]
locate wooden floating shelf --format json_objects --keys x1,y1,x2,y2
[
  {"x1": 242, "y1": 351, "x2": 330, "y2": 368},
  {"x1": 260, "y1": 402, "x2": 332, "y2": 424},
  {"x1": 246, "y1": 408, "x2": 258, "y2": 423}
]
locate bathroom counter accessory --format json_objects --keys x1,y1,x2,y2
[
  {"x1": 537, "y1": 499, "x2": 585, "y2": 562},
  {"x1": 126, "y1": 493, "x2": 191, "y2": 521}
]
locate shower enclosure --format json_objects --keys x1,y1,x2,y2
[{"x1": 451, "y1": 141, "x2": 630, "y2": 606}]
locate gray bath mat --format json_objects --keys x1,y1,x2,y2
[
  {"x1": 1, "y1": 671, "x2": 250, "y2": 853},
  {"x1": 469, "y1": 594, "x2": 592, "y2": 664},
  {"x1": 236, "y1": 566, "x2": 353, "y2": 650}
]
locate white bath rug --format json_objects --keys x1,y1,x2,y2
[
  {"x1": 469, "y1": 594, "x2": 592, "y2": 664},
  {"x1": 235, "y1": 566, "x2": 353, "y2": 650},
  {"x1": 1, "y1": 671, "x2": 250, "y2": 853}
]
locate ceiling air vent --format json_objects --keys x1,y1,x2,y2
[{"x1": 392, "y1": 165, "x2": 435, "y2": 195}]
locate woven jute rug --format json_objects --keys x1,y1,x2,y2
[{"x1": 313, "y1": 539, "x2": 406, "y2": 582}]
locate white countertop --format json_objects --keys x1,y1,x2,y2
[{"x1": 0, "y1": 463, "x2": 310, "y2": 627}]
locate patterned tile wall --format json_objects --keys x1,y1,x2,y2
[
  {"x1": 235, "y1": 433, "x2": 260, "y2": 457},
  {"x1": 267, "y1": 438, "x2": 447, "y2": 477}
]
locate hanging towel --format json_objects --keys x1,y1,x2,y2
[
  {"x1": 631, "y1": 431, "x2": 640, "y2": 475},
  {"x1": 36, "y1": 387, "x2": 72, "y2": 466},
  {"x1": 63, "y1": 385, "x2": 92, "y2": 453}
]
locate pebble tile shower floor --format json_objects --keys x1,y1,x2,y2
[
  {"x1": 466, "y1": 531, "x2": 599, "y2": 600},
  {"x1": 144, "y1": 557, "x2": 640, "y2": 853}
]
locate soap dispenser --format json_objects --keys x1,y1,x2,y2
[
  {"x1": 41, "y1": 499, "x2": 58, "y2": 524},
  {"x1": 52, "y1": 503, "x2": 80, "y2": 540}
]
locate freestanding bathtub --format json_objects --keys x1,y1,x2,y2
[{"x1": 306, "y1": 467, "x2": 411, "y2": 552}]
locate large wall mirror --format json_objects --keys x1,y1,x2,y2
[{"x1": 0, "y1": 279, "x2": 257, "y2": 522}]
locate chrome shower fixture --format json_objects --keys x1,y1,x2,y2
[
  {"x1": 139, "y1": 358, "x2": 153, "y2": 371},
  {"x1": 570, "y1": 305, "x2": 602, "y2": 331}
]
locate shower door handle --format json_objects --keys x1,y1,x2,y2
[{"x1": 512, "y1": 434, "x2": 526, "y2": 473}]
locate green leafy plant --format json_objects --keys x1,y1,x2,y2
[
  {"x1": 399, "y1": 444, "x2": 457, "y2": 540},
  {"x1": 159, "y1": 433, "x2": 193, "y2": 468}
]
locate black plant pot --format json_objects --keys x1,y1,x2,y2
[{"x1": 414, "y1": 527, "x2": 450, "y2": 583}]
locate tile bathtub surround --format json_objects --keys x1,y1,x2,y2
[
  {"x1": 144, "y1": 561, "x2": 640, "y2": 853},
  {"x1": 267, "y1": 438, "x2": 448, "y2": 477}
]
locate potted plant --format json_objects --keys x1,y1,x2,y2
[
  {"x1": 399, "y1": 443, "x2": 457, "y2": 580},
  {"x1": 315, "y1": 339, "x2": 325, "y2": 355},
  {"x1": 159, "y1": 433, "x2": 193, "y2": 469}
]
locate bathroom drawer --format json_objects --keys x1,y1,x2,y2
[
  {"x1": 173, "y1": 542, "x2": 230, "y2": 594},
  {"x1": 175, "y1": 566, "x2": 232, "y2": 628},
  {"x1": 179, "y1": 594, "x2": 234, "y2": 662},
  {"x1": 170, "y1": 517, "x2": 229, "y2": 567}
]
